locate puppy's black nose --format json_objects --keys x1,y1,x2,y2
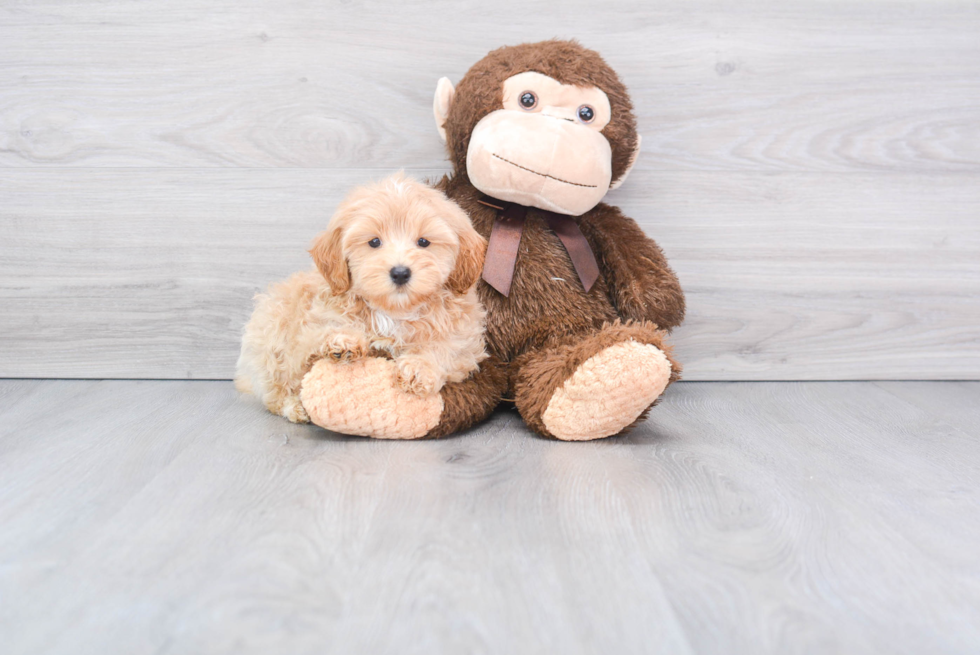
[{"x1": 390, "y1": 266, "x2": 411, "y2": 286}]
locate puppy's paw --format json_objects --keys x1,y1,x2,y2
[
  {"x1": 395, "y1": 355, "x2": 443, "y2": 396},
  {"x1": 280, "y1": 396, "x2": 310, "y2": 424},
  {"x1": 325, "y1": 331, "x2": 369, "y2": 362}
]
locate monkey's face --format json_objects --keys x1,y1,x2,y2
[{"x1": 465, "y1": 72, "x2": 615, "y2": 216}]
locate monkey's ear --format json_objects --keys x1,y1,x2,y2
[
  {"x1": 609, "y1": 134, "x2": 642, "y2": 191},
  {"x1": 433, "y1": 77, "x2": 455, "y2": 143}
]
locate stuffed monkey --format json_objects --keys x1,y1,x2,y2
[{"x1": 300, "y1": 40, "x2": 685, "y2": 440}]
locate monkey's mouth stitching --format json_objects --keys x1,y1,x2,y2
[{"x1": 491, "y1": 154, "x2": 598, "y2": 189}]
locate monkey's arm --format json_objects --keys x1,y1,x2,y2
[{"x1": 581, "y1": 204, "x2": 685, "y2": 331}]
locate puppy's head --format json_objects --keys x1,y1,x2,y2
[{"x1": 310, "y1": 173, "x2": 486, "y2": 311}]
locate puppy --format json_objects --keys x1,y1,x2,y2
[{"x1": 235, "y1": 173, "x2": 488, "y2": 423}]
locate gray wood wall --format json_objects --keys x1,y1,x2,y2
[{"x1": 2, "y1": 1, "x2": 978, "y2": 380}]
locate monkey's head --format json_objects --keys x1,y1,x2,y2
[{"x1": 433, "y1": 40, "x2": 640, "y2": 216}]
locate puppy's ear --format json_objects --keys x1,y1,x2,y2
[
  {"x1": 448, "y1": 218, "x2": 487, "y2": 295},
  {"x1": 309, "y1": 222, "x2": 350, "y2": 295}
]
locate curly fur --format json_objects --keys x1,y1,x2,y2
[{"x1": 235, "y1": 174, "x2": 488, "y2": 423}]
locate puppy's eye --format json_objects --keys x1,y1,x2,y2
[
  {"x1": 368, "y1": 238, "x2": 382, "y2": 248},
  {"x1": 417, "y1": 238, "x2": 430, "y2": 248},
  {"x1": 577, "y1": 105, "x2": 595, "y2": 123},
  {"x1": 519, "y1": 91, "x2": 537, "y2": 110}
]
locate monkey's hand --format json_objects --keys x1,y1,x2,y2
[
  {"x1": 581, "y1": 206, "x2": 686, "y2": 330},
  {"x1": 614, "y1": 257, "x2": 685, "y2": 328}
]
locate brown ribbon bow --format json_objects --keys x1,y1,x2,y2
[{"x1": 479, "y1": 198, "x2": 600, "y2": 297}]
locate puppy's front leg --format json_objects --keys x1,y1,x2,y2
[
  {"x1": 395, "y1": 353, "x2": 444, "y2": 396},
  {"x1": 324, "y1": 330, "x2": 370, "y2": 362}
]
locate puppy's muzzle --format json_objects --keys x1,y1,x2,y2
[{"x1": 389, "y1": 266, "x2": 411, "y2": 287}]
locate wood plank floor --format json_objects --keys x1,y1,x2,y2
[{"x1": 1, "y1": 381, "x2": 978, "y2": 653}]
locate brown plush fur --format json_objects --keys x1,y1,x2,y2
[
  {"x1": 511, "y1": 321, "x2": 681, "y2": 437},
  {"x1": 425, "y1": 39, "x2": 686, "y2": 438},
  {"x1": 427, "y1": 355, "x2": 510, "y2": 438}
]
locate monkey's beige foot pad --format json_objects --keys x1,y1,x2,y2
[
  {"x1": 301, "y1": 358, "x2": 443, "y2": 440},
  {"x1": 542, "y1": 340, "x2": 672, "y2": 441}
]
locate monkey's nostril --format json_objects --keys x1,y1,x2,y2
[{"x1": 390, "y1": 266, "x2": 411, "y2": 286}]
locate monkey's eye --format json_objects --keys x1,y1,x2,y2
[
  {"x1": 368, "y1": 238, "x2": 382, "y2": 248},
  {"x1": 577, "y1": 105, "x2": 596, "y2": 123},
  {"x1": 417, "y1": 237, "x2": 430, "y2": 248},
  {"x1": 519, "y1": 91, "x2": 537, "y2": 110}
]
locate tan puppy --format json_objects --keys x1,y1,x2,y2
[{"x1": 235, "y1": 174, "x2": 488, "y2": 423}]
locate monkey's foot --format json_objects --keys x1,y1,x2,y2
[
  {"x1": 301, "y1": 358, "x2": 442, "y2": 439},
  {"x1": 541, "y1": 340, "x2": 672, "y2": 441}
]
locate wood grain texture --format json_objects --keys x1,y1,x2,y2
[
  {"x1": 2, "y1": 168, "x2": 978, "y2": 379},
  {"x1": 2, "y1": 0, "x2": 979, "y2": 380},
  {"x1": 1, "y1": 380, "x2": 978, "y2": 654},
  {"x1": 1, "y1": 1, "x2": 978, "y2": 172}
]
